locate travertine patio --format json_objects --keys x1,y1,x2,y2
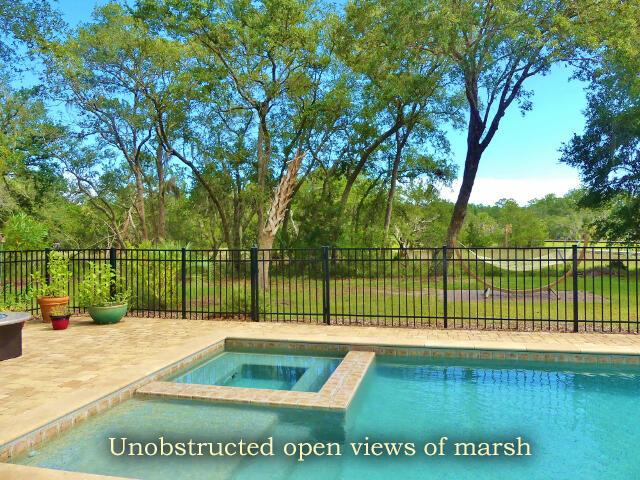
[{"x1": 3, "y1": 316, "x2": 640, "y2": 478}]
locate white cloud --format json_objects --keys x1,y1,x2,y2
[{"x1": 439, "y1": 176, "x2": 581, "y2": 206}]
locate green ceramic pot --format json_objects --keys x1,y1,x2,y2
[{"x1": 88, "y1": 303, "x2": 128, "y2": 325}]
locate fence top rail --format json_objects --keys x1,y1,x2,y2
[
  {"x1": 0, "y1": 245, "x2": 638, "y2": 256},
  {"x1": 546, "y1": 239, "x2": 640, "y2": 245},
  {"x1": 0, "y1": 250, "x2": 47, "y2": 254}
]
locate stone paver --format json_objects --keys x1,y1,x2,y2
[{"x1": 3, "y1": 315, "x2": 640, "y2": 479}]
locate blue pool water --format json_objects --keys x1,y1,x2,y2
[
  {"x1": 171, "y1": 351, "x2": 342, "y2": 392},
  {"x1": 17, "y1": 355, "x2": 640, "y2": 479}
]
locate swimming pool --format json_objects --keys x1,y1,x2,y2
[
  {"x1": 170, "y1": 351, "x2": 342, "y2": 392},
  {"x1": 16, "y1": 354, "x2": 640, "y2": 479}
]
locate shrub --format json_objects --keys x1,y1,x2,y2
[
  {"x1": 77, "y1": 262, "x2": 129, "y2": 307},
  {"x1": 29, "y1": 252, "x2": 71, "y2": 298},
  {"x1": 220, "y1": 285, "x2": 270, "y2": 316},
  {"x1": 128, "y1": 250, "x2": 180, "y2": 310},
  {"x1": 0, "y1": 289, "x2": 29, "y2": 312},
  {"x1": 2, "y1": 213, "x2": 48, "y2": 250}
]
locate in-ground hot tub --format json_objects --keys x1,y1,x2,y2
[{"x1": 0, "y1": 312, "x2": 30, "y2": 361}]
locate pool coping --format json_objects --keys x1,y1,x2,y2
[
  {"x1": 137, "y1": 350, "x2": 375, "y2": 411},
  {"x1": 4, "y1": 328, "x2": 640, "y2": 477},
  {"x1": 225, "y1": 337, "x2": 640, "y2": 364}
]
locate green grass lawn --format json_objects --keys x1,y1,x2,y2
[{"x1": 169, "y1": 263, "x2": 639, "y2": 332}]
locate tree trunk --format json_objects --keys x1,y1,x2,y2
[
  {"x1": 231, "y1": 173, "x2": 243, "y2": 272},
  {"x1": 383, "y1": 130, "x2": 405, "y2": 242},
  {"x1": 257, "y1": 152, "x2": 304, "y2": 290},
  {"x1": 132, "y1": 166, "x2": 148, "y2": 241},
  {"x1": 232, "y1": 166, "x2": 243, "y2": 249},
  {"x1": 444, "y1": 59, "x2": 533, "y2": 246},
  {"x1": 155, "y1": 143, "x2": 166, "y2": 241},
  {"x1": 445, "y1": 145, "x2": 482, "y2": 246},
  {"x1": 257, "y1": 230, "x2": 275, "y2": 292},
  {"x1": 256, "y1": 109, "x2": 271, "y2": 238}
]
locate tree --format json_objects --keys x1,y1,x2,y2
[
  {"x1": 561, "y1": 55, "x2": 640, "y2": 240},
  {"x1": 0, "y1": 0, "x2": 67, "y2": 232},
  {"x1": 493, "y1": 198, "x2": 548, "y2": 246},
  {"x1": 527, "y1": 192, "x2": 592, "y2": 240},
  {"x1": 335, "y1": 0, "x2": 456, "y2": 243},
  {"x1": 42, "y1": 4, "x2": 163, "y2": 242},
  {"x1": 460, "y1": 210, "x2": 500, "y2": 246},
  {"x1": 60, "y1": 144, "x2": 135, "y2": 247},
  {"x1": 390, "y1": 185, "x2": 452, "y2": 247},
  {"x1": 380, "y1": 0, "x2": 626, "y2": 246},
  {"x1": 428, "y1": 0, "x2": 591, "y2": 246},
  {"x1": 139, "y1": 0, "x2": 337, "y2": 248},
  {"x1": 0, "y1": 79, "x2": 67, "y2": 221},
  {"x1": 0, "y1": 0, "x2": 62, "y2": 69},
  {"x1": 133, "y1": 24, "x2": 239, "y2": 247}
]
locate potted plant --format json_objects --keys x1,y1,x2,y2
[
  {"x1": 77, "y1": 262, "x2": 129, "y2": 325},
  {"x1": 30, "y1": 252, "x2": 71, "y2": 323},
  {"x1": 49, "y1": 305, "x2": 71, "y2": 330}
]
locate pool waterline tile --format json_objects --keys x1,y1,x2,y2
[
  {"x1": 137, "y1": 351, "x2": 376, "y2": 411},
  {"x1": 0, "y1": 463, "x2": 131, "y2": 479}
]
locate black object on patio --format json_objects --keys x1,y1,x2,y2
[{"x1": 0, "y1": 312, "x2": 30, "y2": 361}]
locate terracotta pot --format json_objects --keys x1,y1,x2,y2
[{"x1": 37, "y1": 296, "x2": 70, "y2": 323}]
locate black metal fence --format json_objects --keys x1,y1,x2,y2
[{"x1": 1, "y1": 245, "x2": 638, "y2": 333}]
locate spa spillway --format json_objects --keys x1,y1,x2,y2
[{"x1": 0, "y1": 312, "x2": 30, "y2": 361}]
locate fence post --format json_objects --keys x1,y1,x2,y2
[
  {"x1": 572, "y1": 244, "x2": 579, "y2": 332},
  {"x1": 322, "y1": 246, "x2": 330, "y2": 325},
  {"x1": 44, "y1": 248, "x2": 51, "y2": 285},
  {"x1": 181, "y1": 247, "x2": 187, "y2": 319},
  {"x1": 250, "y1": 247, "x2": 259, "y2": 321},
  {"x1": 109, "y1": 247, "x2": 117, "y2": 299},
  {"x1": 442, "y1": 245, "x2": 448, "y2": 329}
]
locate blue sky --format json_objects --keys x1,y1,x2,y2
[
  {"x1": 442, "y1": 64, "x2": 586, "y2": 205},
  {"x1": 54, "y1": 0, "x2": 588, "y2": 205}
]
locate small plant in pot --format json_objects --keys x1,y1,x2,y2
[
  {"x1": 77, "y1": 262, "x2": 130, "y2": 325},
  {"x1": 30, "y1": 252, "x2": 71, "y2": 323},
  {"x1": 49, "y1": 305, "x2": 71, "y2": 330}
]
